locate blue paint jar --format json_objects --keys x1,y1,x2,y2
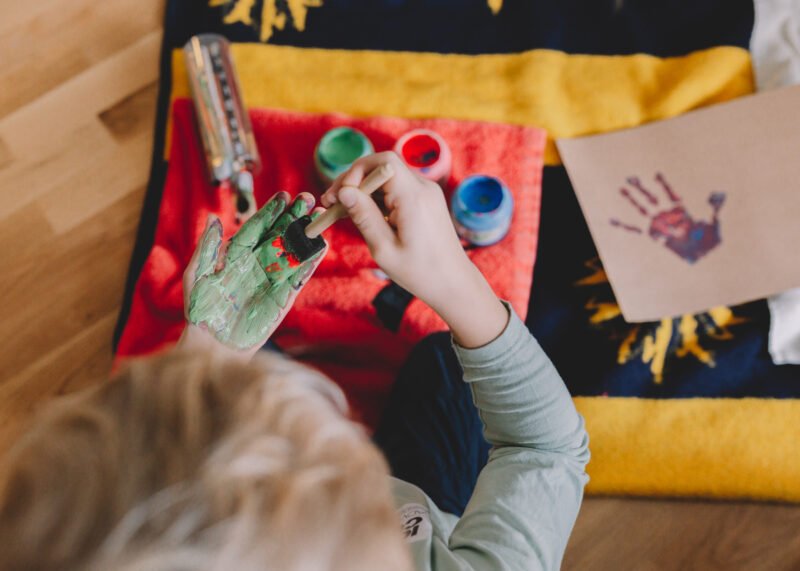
[
  {"x1": 450, "y1": 175, "x2": 514, "y2": 246},
  {"x1": 314, "y1": 126, "x2": 374, "y2": 186}
]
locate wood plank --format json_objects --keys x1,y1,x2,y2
[
  {"x1": 0, "y1": 0, "x2": 62, "y2": 37},
  {"x1": 0, "y1": 33, "x2": 160, "y2": 221},
  {"x1": 0, "y1": 136, "x2": 11, "y2": 170},
  {"x1": 0, "y1": 311, "x2": 117, "y2": 456},
  {"x1": 0, "y1": 202, "x2": 53, "y2": 276},
  {"x1": 564, "y1": 498, "x2": 800, "y2": 571},
  {"x1": 39, "y1": 122, "x2": 153, "y2": 233},
  {"x1": 0, "y1": 187, "x2": 144, "y2": 389},
  {"x1": 35, "y1": 81, "x2": 159, "y2": 233},
  {"x1": 0, "y1": 29, "x2": 161, "y2": 158},
  {"x1": 0, "y1": 122, "x2": 115, "y2": 220},
  {"x1": 0, "y1": 0, "x2": 163, "y2": 118},
  {"x1": 99, "y1": 82, "x2": 160, "y2": 142}
]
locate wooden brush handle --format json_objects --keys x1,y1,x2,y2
[{"x1": 305, "y1": 163, "x2": 395, "y2": 239}]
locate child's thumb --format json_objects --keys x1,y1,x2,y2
[{"x1": 338, "y1": 186, "x2": 396, "y2": 256}]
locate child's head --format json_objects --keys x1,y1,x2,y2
[{"x1": 0, "y1": 349, "x2": 412, "y2": 571}]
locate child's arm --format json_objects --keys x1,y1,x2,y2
[
  {"x1": 448, "y1": 305, "x2": 589, "y2": 570},
  {"x1": 323, "y1": 152, "x2": 589, "y2": 570}
]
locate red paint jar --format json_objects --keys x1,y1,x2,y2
[{"x1": 394, "y1": 129, "x2": 452, "y2": 187}]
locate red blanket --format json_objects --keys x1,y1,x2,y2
[{"x1": 116, "y1": 99, "x2": 546, "y2": 427}]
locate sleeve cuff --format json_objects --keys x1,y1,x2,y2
[{"x1": 451, "y1": 301, "x2": 529, "y2": 371}]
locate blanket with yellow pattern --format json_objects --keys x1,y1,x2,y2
[{"x1": 115, "y1": 0, "x2": 800, "y2": 501}]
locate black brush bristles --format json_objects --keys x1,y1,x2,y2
[{"x1": 283, "y1": 215, "x2": 326, "y2": 262}]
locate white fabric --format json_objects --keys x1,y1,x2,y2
[
  {"x1": 751, "y1": 0, "x2": 800, "y2": 90},
  {"x1": 767, "y1": 289, "x2": 800, "y2": 364},
  {"x1": 751, "y1": 0, "x2": 800, "y2": 364}
]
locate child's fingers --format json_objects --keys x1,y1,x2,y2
[
  {"x1": 188, "y1": 215, "x2": 223, "y2": 284},
  {"x1": 321, "y1": 171, "x2": 348, "y2": 207},
  {"x1": 337, "y1": 185, "x2": 397, "y2": 260},
  {"x1": 183, "y1": 215, "x2": 223, "y2": 316},
  {"x1": 234, "y1": 190, "x2": 257, "y2": 223},
  {"x1": 288, "y1": 240, "x2": 328, "y2": 289},
  {"x1": 270, "y1": 192, "x2": 316, "y2": 235},
  {"x1": 387, "y1": 207, "x2": 400, "y2": 228},
  {"x1": 228, "y1": 191, "x2": 290, "y2": 257},
  {"x1": 293, "y1": 192, "x2": 317, "y2": 214},
  {"x1": 321, "y1": 152, "x2": 406, "y2": 207},
  {"x1": 253, "y1": 193, "x2": 318, "y2": 274}
]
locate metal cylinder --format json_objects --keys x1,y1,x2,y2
[{"x1": 183, "y1": 34, "x2": 260, "y2": 185}]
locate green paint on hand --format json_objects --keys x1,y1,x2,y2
[{"x1": 187, "y1": 193, "x2": 325, "y2": 350}]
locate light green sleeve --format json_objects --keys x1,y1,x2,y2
[{"x1": 426, "y1": 303, "x2": 590, "y2": 571}]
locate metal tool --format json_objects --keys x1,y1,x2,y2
[{"x1": 184, "y1": 34, "x2": 260, "y2": 220}]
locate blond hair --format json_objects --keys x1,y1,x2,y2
[{"x1": 0, "y1": 348, "x2": 412, "y2": 571}]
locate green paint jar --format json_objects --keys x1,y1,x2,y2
[{"x1": 314, "y1": 126, "x2": 374, "y2": 186}]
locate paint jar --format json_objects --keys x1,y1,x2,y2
[
  {"x1": 314, "y1": 126, "x2": 374, "y2": 186},
  {"x1": 450, "y1": 175, "x2": 514, "y2": 246},
  {"x1": 394, "y1": 129, "x2": 452, "y2": 186}
]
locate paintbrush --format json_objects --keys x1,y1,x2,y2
[{"x1": 282, "y1": 163, "x2": 395, "y2": 262}]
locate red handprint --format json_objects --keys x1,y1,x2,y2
[{"x1": 610, "y1": 173, "x2": 725, "y2": 264}]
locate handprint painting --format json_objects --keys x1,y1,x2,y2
[
  {"x1": 558, "y1": 87, "x2": 800, "y2": 322},
  {"x1": 610, "y1": 173, "x2": 725, "y2": 264}
]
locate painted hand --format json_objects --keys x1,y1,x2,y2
[
  {"x1": 610, "y1": 172, "x2": 725, "y2": 264},
  {"x1": 183, "y1": 192, "x2": 327, "y2": 353}
]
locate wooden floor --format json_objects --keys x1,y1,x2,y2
[{"x1": 0, "y1": 1, "x2": 797, "y2": 569}]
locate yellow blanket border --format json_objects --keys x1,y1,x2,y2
[
  {"x1": 576, "y1": 397, "x2": 800, "y2": 501},
  {"x1": 167, "y1": 43, "x2": 799, "y2": 501},
  {"x1": 169, "y1": 43, "x2": 754, "y2": 165}
]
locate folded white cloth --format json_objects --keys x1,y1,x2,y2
[
  {"x1": 767, "y1": 289, "x2": 800, "y2": 364},
  {"x1": 751, "y1": 0, "x2": 800, "y2": 365},
  {"x1": 752, "y1": 0, "x2": 800, "y2": 90}
]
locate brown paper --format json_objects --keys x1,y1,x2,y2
[{"x1": 557, "y1": 85, "x2": 800, "y2": 322}]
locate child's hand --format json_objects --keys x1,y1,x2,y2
[
  {"x1": 182, "y1": 192, "x2": 326, "y2": 358},
  {"x1": 321, "y1": 152, "x2": 508, "y2": 348},
  {"x1": 322, "y1": 152, "x2": 467, "y2": 309}
]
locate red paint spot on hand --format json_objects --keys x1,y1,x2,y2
[
  {"x1": 265, "y1": 262, "x2": 282, "y2": 273},
  {"x1": 271, "y1": 236, "x2": 303, "y2": 267}
]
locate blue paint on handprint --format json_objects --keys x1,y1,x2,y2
[{"x1": 610, "y1": 172, "x2": 725, "y2": 264}]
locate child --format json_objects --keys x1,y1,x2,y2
[{"x1": 0, "y1": 152, "x2": 589, "y2": 571}]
